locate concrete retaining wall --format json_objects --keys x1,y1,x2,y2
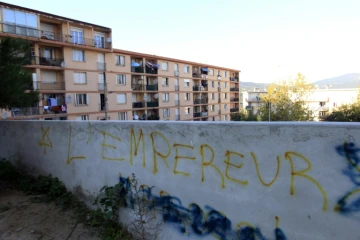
[{"x1": 0, "y1": 120, "x2": 359, "y2": 239}]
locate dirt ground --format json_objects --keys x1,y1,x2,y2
[{"x1": 0, "y1": 190, "x2": 100, "y2": 240}]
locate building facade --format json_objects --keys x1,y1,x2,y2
[
  {"x1": 0, "y1": 2, "x2": 240, "y2": 121},
  {"x1": 240, "y1": 88, "x2": 359, "y2": 121}
]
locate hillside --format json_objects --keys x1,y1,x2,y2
[{"x1": 241, "y1": 73, "x2": 360, "y2": 91}]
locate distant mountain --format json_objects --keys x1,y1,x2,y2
[
  {"x1": 313, "y1": 73, "x2": 360, "y2": 89},
  {"x1": 240, "y1": 73, "x2": 360, "y2": 91}
]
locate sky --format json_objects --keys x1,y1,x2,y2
[{"x1": 5, "y1": 0, "x2": 360, "y2": 83}]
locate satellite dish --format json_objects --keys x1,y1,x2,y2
[
  {"x1": 60, "y1": 61, "x2": 66, "y2": 68},
  {"x1": 154, "y1": 94, "x2": 159, "y2": 99},
  {"x1": 143, "y1": 95, "x2": 148, "y2": 101}
]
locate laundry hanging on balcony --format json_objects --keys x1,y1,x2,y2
[
  {"x1": 201, "y1": 67, "x2": 208, "y2": 72},
  {"x1": 131, "y1": 62, "x2": 141, "y2": 67},
  {"x1": 146, "y1": 62, "x2": 160, "y2": 70}
]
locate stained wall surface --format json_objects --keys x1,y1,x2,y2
[{"x1": 0, "y1": 121, "x2": 360, "y2": 240}]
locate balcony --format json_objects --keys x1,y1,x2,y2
[
  {"x1": 131, "y1": 66, "x2": 144, "y2": 73},
  {"x1": 146, "y1": 84, "x2": 158, "y2": 91},
  {"x1": 29, "y1": 56, "x2": 64, "y2": 67},
  {"x1": 193, "y1": 112, "x2": 201, "y2": 118},
  {"x1": 174, "y1": 71, "x2": 179, "y2": 77},
  {"x1": 194, "y1": 98, "x2": 208, "y2": 105},
  {"x1": 11, "y1": 105, "x2": 66, "y2": 117},
  {"x1": 33, "y1": 81, "x2": 65, "y2": 90},
  {"x1": 318, "y1": 106, "x2": 329, "y2": 111},
  {"x1": 98, "y1": 83, "x2": 104, "y2": 91},
  {"x1": 145, "y1": 65, "x2": 158, "y2": 74},
  {"x1": 230, "y1": 98, "x2": 239, "y2": 102},
  {"x1": 230, "y1": 77, "x2": 239, "y2": 82},
  {"x1": 97, "y1": 62, "x2": 106, "y2": 71},
  {"x1": 193, "y1": 86, "x2": 200, "y2": 91},
  {"x1": 201, "y1": 112, "x2": 208, "y2": 117},
  {"x1": 64, "y1": 35, "x2": 111, "y2": 49},
  {"x1": 192, "y1": 72, "x2": 201, "y2": 78},
  {"x1": 133, "y1": 102, "x2": 145, "y2": 108},
  {"x1": 147, "y1": 102, "x2": 159, "y2": 108},
  {"x1": 230, "y1": 87, "x2": 239, "y2": 92},
  {"x1": 131, "y1": 84, "x2": 145, "y2": 91},
  {"x1": 230, "y1": 108, "x2": 239, "y2": 113},
  {"x1": 175, "y1": 85, "x2": 179, "y2": 91}
]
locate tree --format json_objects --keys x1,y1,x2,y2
[
  {"x1": 230, "y1": 110, "x2": 260, "y2": 121},
  {"x1": 324, "y1": 90, "x2": 360, "y2": 122},
  {"x1": 257, "y1": 73, "x2": 314, "y2": 121},
  {"x1": 0, "y1": 37, "x2": 38, "y2": 110}
]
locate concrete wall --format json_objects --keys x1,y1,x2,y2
[{"x1": 0, "y1": 121, "x2": 360, "y2": 239}]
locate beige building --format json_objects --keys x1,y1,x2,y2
[
  {"x1": 0, "y1": 2, "x2": 240, "y2": 121},
  {"x1": 241, "y1": 88, "x2": 359, "y2": 121}
]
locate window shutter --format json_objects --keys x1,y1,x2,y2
[
  {"x1": 74, "y1": 94, "x2": 78, "y2": 105},
  {"x1": 86, "y1": 94, "x2": 89, "y2": 105}
]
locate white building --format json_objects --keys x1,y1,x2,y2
[{"x1": 240, "y1": 88, "x2": 359, "y2": 121}]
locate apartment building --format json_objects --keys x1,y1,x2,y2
[
  {"x1": 0, "y1": 2, "x2": 240, "y2": 121},
  {"x1": 241, "y1": 88, "x2": 359, "y2": 121}
]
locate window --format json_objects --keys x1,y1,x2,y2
[
  {"x1": 71, "y1": 28, "x2": 84, "y2": 44},
  {"x1": 118, "y1": 112, "x2": 127, "y2": 120},
  {"x1": 218, "y1": 70, "x2": 221, "y2": 76},
  {"x1": 75, "y1": 94, "x2": 88, "y2": 105},
  {"x1": 211, "y1": 93, "x2": 215, "y2": 100},
  {"x1": 162, "y1": 78, "x2": 169, "y2": 86},
  {"x1": 209, "y1": 69, "x2": 214, "y2": 76},
  {"x1": 3, "y1": 9, "x2": 38, "y2": 36},
  {"x1": 224, "y1": 82, "x2": 227, "y2": 88},
  {"x1": 72, "y1": 49, "x2": 85, "y2": 62},
  {"x1": 211, "y1": 105, "x2": 215, "y2": 111},
  {"x1": 94, "y1": 32, "x2": 105, "y2": 48},
  {"x1": 161, "y1": 62, "x2": 168, "y2": 71},
  {"x1": 185, "y1": 93, "x2": 190, "y2": 101},
  {"x1": 116, "y1": 74, "x2": 126, "y2": 85},
  {"x1": 185, "y1": 107, "x2": 190, "y2": 115},
  {"x1": 211, "y1": 81, "x2": 215, "y2": 88},
  {"x1": 73, "y1": 72, "x2": 87, "y2": 84},
  {"x1": 184, "y1": 79, "x2": 190, "y2": 87},
  {"x1": 224, "y1": 115, "x2": 228, "y2": 121},
  {"x1": 163, "y1": 93, "x2": 169, "y2": 102},
  {"x1": 224, "y1": 93, "x2": 227, "y2": 99},
  {"x1": 184, "y1": 65, "x2": 189, "y2": 73},
  {"x1": 163, "y1": 108, "x2": 170, "y2": 118},
  {"x1": 117, "y1": 93, "x2": 126, "y2": 104},
  {"x1": 224, "y1": 104, "x2": 228, "y2": 110},
  {"x1": 76, "y1": 115, "x2": 89, "y2": 120},
  {"x1": 115, "y1": 55, "x2": 125, "y2": 66},
  {"x1": 224, "y1": 71, "x2": 227, "y2": 77}
]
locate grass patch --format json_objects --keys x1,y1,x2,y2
[{"x1": 0, "y1": 158, "x2": 133, "y2": 240}]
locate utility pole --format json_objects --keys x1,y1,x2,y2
[{"x1": 103, "y1": 71, "x2": 108, "y2": 120}]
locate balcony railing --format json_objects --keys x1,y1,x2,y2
[
  {"x1": 131, "y1": 84, "x2": 145, "y2": 91},
  {"x1": 193, "y1": 112, "x2": 201, "y2": 118},
  {"x1": 145, "y1": 66, "x2": 158, "y2": 74},
  {"x1": 175, "y1": 85, "x2": 179, "y2": 91},
  {"x1": 194, "y1": 98, "x2": 208, "y2": 105},
  {"x1": 11, "y1": 105, "x2": 67, "y2": 117},
  {"x1": 230, "y1": 87, "x2": 239, "y2": 92},
  {"x1": 175, "y1": 100, "x2": 180, "y2": 106},
  {"x1": 230, "y1": 77, "x2": 239, "y2": 82},
  {"x1": 147, "y1": 102, "x2": 159, "y2": 108},
  {"x1": 97, "y1": 62, "x2": 106, "y2": 71},
  {"x1": 230, "y1": 108, "x2": 239, "y2": 112},
  {"x1": 132, "y1": 102, "x2": 145, "y2": 108},
  {"x1": 28, "y1": 56, "x2": 64, "y2": 67},
  {"x1": 1, "y1": 23, "x2": 111, "y2": 49},
  {"x1": 146, "y1": 84, "x2": 158, "y2": 91},
  {"x1": 98, "y1": 83, "x2": 104, "y2": 91},
  {"x1": 174, "y1": 71, "x2": 179, "y2": 77},
  {"x1": 218, "y1": 87, "x2": 221, "y2": 92},
  {"x1": 192, "y1": 72, "x2": 201, "y2": 78},
  {"x1": 201, "y1": 112, "x2": 208, "y2": 117},
  {"x1": 230, "y1": 98, "x2": 239, "y2": 102},
  {"x1": 33, "y1": 81, "x2": 65, "y2": 90},
  {"x1": 193, "y1": 86, "x2": 200, "y2": 91},
  {"x1": 175, "y1": 114, "x2": 180, "y2": 121},
  {"x1": 131, "y1": 66, "x2": 144, "y2": 73}
]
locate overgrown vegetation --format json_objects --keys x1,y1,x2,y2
[
  {"x1": 0, "y1": 158, "x2": 162, "y2": 240},
  {"x1": 230, "y1": 110, "x2": 260, "y2": 121}
]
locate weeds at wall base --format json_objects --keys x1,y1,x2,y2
[{"x1": 0, "y1": 158, "x2": 133, "y2": 240}]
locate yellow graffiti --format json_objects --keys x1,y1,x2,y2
[
  {"x1": 334, "y1": 188, "x2": 360, "y2": 212},
  {"x1": 86, "y1": 122, "x2": 93, "y2": 144},
  {"x1": 66, "y1": 124, "x2": 86, "y2": 164},
  {"x1": 224, "y1": 150, "x2": 248, "y2": 185},
  {"x1": 251, "y1": 152, "x2": 280, "y2": 187},
  {"x1": 284, "y1": 151, "x2": 328, "y2": 211},
  {"x1": 130, "y1": 128, "x2": 146, "y2": 167},
  {"x1": 39, "y1": 126, "x2": 52, "y2": 155},
  {"x1": 150, "y1": 132, "x2": 171, "y2": 174},
  {"x1": 200, "y1": 144, "x2": 225, "y2": 189},
  {"x1": 100, "y1": 131, "x2": 125, "y2": 161},
  {"x1": 173, "y1": 144, "x2": 196, "y2": 176}
]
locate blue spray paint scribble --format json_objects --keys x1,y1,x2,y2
[
  {"x1": 119, "y1": 176, "x2": 287, "y2": 240},
  {"x1": 335, "y1": 142, "x2": 360, "y2": 218}
]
